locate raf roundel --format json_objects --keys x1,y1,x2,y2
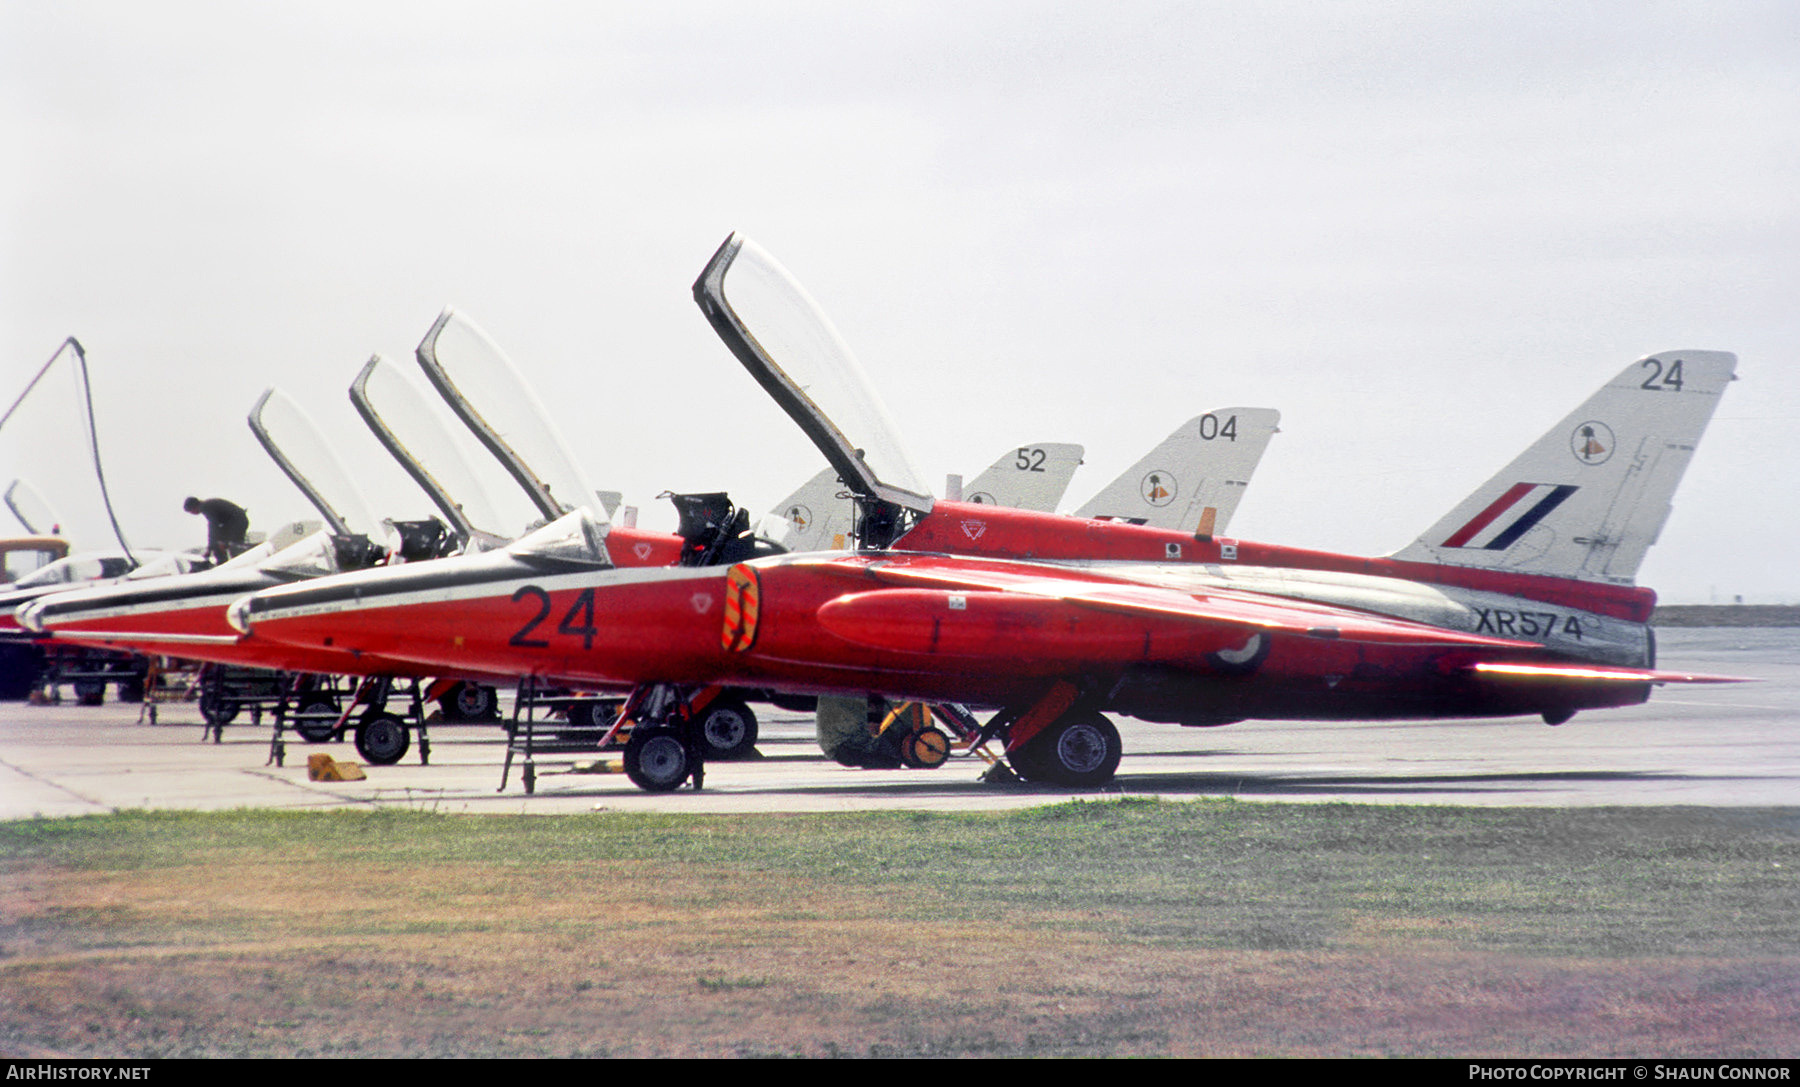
[{"x1": 1569, "y1": 421, "x2": 1614, "y2": 466}]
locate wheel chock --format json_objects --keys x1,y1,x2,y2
[
  {"x1": 306, "y1": 753, "x2": 367, "y2": 781},
  {"x1": 980, "y1": 761, "x2": 1021, "y2": 785}
]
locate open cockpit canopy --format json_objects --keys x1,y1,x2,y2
[
  {"x1": 351, "y1": 355, "x2": 507, "y2": 547},
  {"x1": 692, "y1": 234, "x2": 934, "y2": 529},
  {"x1": 414, "y1": 309, "x2": 599, "y2": 526},
  {"x1": 4, "y1": 479, "x2": 65, "y2": 537},
  {"x1": 249, "y1": 389, "x2": 386, "y2": 544}
]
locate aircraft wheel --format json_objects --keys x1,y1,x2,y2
[
  {"x1": 354, "y1": 713, "x2": 411, "y2": 765},
  {"x1": 117, "y1": 677, "x2": 146, "y2": 703},
  {"x1": 1023, "y1": 711, "x2": 1121, "y2": 787},
  {"x1": 294, "y1": 699, "x2": 339, "y2": 743},
  {"x1": 1006, "y1": 740, "x2": 1046, "y2": 781},
  {"x1": 555, "y1": 700, "x2": 613, "y2": 746},
  {"x1": 696, "y1": 698, "x2": 757, "y2": 760},
  {"x1": 624, "y1": 726, "x2": 692, "y2": 792},
  {"x1": 442, "y1": 682, "x2": 497, "y2": 722},
  {"x1": 902, "y1": 727, "x2": 952, "y2": 769},
  {"x1": 565, "y1": 699, "x2": 613, "y2": 731},
  {"x1": 198, "y1": 687, "x2": 238, "y2": 727},
  {"x1": 73, "y1": 679, "x2": 106, "y2": 706}
]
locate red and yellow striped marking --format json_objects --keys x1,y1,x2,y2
[{"x1": 721, "y1": 564, "x2": 761, "y2": 652}]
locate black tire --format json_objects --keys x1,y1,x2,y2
[
  {"x1": 354, "y1": 713, "x2": 410, "y2": 765},
  {"x1": 116, "y1": 676, "x2": 146, "y2": 703},
  {"x1": 565, "y1": 699, "x2": 613, "y2": 731},
  {"x1": 441, "y1": 682, "x2": 497, "y2": 722},
  {"x1": 199, "y1": 687, "x2": 238, "y2": 727},
  {"x1": 293, "y1": 699, "x2": 339, "y2": 743},
  {"x1": 73, "y1": 679, "x2": 106, "y2": 706},
  {"x1": 695, "y1": 698, "x2": 757, "y2": 760},
  {"x1": 1006, "y1": 738, "x2": 1047, "y2": 781},
  {"x1": 1018, "y1": 711, "x2": 1121, "y2": 787},
  {"x1": 623, "y1": 726, "x2": 691, "y2": 792},
  {"x1": 553, "y1": 700, "x2": 613, "y2": 746}
]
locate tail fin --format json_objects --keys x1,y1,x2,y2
[
  {"x1": 768, "y1": 466, "x2": 855, "y2": 552},
  {"x1": 770, "y1": 442, "x2": 1087, "y2": 551},
  {"x1": 1073, "y1": 408, "x2": 1280, "y2": 534},
  {"x1": 961, "y1": 443, "x2": 1084, "y2": 512},
  {"x1": 1391, "y1": 350, "x2": 1735, "y2": 584}
]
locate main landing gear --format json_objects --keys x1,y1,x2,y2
[
  {"x1": 499, "y1": 681, "x2": 740, "y2": 795},
  {"x1": 998, "y1": 682, "x2": 1125, "y2": 788},
  {"x1": 1008, "y1": 710, "x2": 1122, "y2": 787},
  {"x1": 622, "y1": 725, "x2": 695, "y2": 793},
  {"x1": 616, "y1": 684, "x2": 716, "y2": 793},
  {"x1": 611, "y1": 687, "x2": 763, "y2": 791}
]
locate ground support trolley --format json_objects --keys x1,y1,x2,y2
[
  {"x1": 498, "y1": 677, "x2": 625, "y2": 795},
  {"x1": 37, "y1": 644, "x2": 147, "y2": 706},
  {"x1": 824, "y1": 698, "x2": 1009, "y2": 776},
  {"x1": 196, "y1": 664, "x2": 290, "y2": 741},
  {"x1": 265, "y1": 674, "x2": 433, "y2": 769}
]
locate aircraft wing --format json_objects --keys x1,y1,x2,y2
[
  {"x1": 803, "y1": 553, "x2": 1541, "y2": 651},
  {"x1": 805, "y1": 554, "x2": 1747, "y2": 684}
]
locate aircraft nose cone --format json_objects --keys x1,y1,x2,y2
[
  {"x1": 15, "y1": 600, "x2": 45, "y2": 634},
  {"x1": 226, "y1": 594, "x2": 255, "y2": 635}
]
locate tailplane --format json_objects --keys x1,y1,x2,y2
[
  {"x1": 1391, "y1": 350, "x2": 1735, "y2": 584},
  {"x1": 1073, "y1": 408, "x2": 1279, "y2": 534}
]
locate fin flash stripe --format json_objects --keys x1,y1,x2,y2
[
  {"x1": 722, "y1": 564, "x2": 761, "y2": 652},
  {"x1": 1442, "y1": 483, "x2": 1578, "y2": 550}
]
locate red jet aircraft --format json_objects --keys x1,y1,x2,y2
[
  {"x1": 222, "y1": 235, "x2": 1742, "y2": 792},
  {"x1": 20, "y1": 331, "x2": 682, "y2": 761}
]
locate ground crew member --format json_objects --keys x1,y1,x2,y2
[{"x1": 184, "y1": 496, "x2": 249, "y2": 564}]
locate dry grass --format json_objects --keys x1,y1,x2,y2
[{"x1": 1, "y1": 802, "x2": 1796, "y2": 1057}]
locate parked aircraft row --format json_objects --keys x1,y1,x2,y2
[
  {"x1": 9, "y1": 233, "x2": 1740, "y2": 792},
  {"x1": 3, "y1": 302, "x2": 1276, "y2": 762}
]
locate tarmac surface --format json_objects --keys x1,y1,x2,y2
[{"x1": 0, "y1": 628, "x2": 1795, "y2": 818}]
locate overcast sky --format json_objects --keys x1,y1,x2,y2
[{"x1": 3, "y1": 1, "x2": 1795, "y2": 602}]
